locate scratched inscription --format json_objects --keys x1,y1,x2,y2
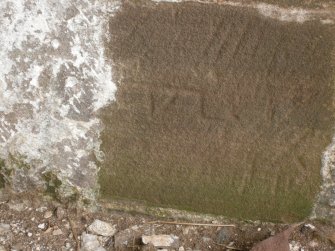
[{"x1": 100, "y1": 2, "x2": 335, "y2": 221}]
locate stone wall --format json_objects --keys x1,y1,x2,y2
[{"x1": 0, "y1": 0, "x2": 335, "y2": 222}]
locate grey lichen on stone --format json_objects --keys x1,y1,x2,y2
[
  {"x1": 7, "y1": 154, "x2": 31, "y2": 170},
  {"x1": 0, "y1": 0, "x2": 119, "y2": 203}
]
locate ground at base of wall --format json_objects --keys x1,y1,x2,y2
[{"x1": 0, "y1": 190, "x2": 333, "y2": 251}]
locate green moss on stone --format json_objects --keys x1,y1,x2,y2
[
  {"x1": 0, "y1": 159, "x2": 6, "y2": 188},
  {"x1": 8, "y1": 153, "x2": 30, "y2": 170},
  {"x1": 43, "y1": 172, "x2": 62, "y2": 199}
]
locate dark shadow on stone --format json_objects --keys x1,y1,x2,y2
[
  {"x1": 0, "y1": 159, "x2": 6, "y2": 189},
  {"x1": 100, "y1": 1, "x2": 335, "y2": 222}
]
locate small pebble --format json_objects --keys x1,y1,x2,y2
[
  {"x1": 38, "y1": 223, "x2": 47, "y2": 230},
  {"x1": 88, "y1": 219, "x2": 116, "y2": 237},
  {"x1": 305, "y1": 224, "x2": 316, "y2": 230},
  {"x1": 44, "y1": 211, "x2": 53, "y2": 219},
  {"x1": 53, "y1": 229, "x2": 63, "y2": 236},
  {"x1": 56, "y1": 207, "x2": 65, "y2": 220},
  {"x1": 8, "y1": 202, "x2": 26, "y2": 212},
  {"x1": 27, "y1": 232, "x2": 33, "y2": 237},
  {"x1": 309, "y1": 240, "x2": 318, "y2": 247},
  {"x1": 0, "y1": 223, "x2": 10, "y2": 235},
  {"x1": 36, "y1": 207, "x2": 48, "y2": 212},
  {"x1": 202, "y1": 237, "x2": 211, "y2": 243},
  {"x1": 142, "y1": 235, "x2": 179, "y2": 248},
  {"x1": 81, "y1": 232, "x2": 106, "y2": 251},
  {"x1": 44, "y1": 227, "x2": 53, "y2": 234}
]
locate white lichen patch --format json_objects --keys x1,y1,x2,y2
[
  {"x1": 256, "y1": 3, "x2": 309, "y2": 23},
  {"x1": 152, "y1": 0, "x2": 335, "y2": 23},
  {"x1": 0, "y1": 0, "x2": 120, "y2": 201},
  {"x1": 312, "y1": 134, "x2": 335, "y2": 220}
]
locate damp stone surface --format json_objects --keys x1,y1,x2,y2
[{"x1": 100, "y1": 1, "x2": 335, "y2": 222}]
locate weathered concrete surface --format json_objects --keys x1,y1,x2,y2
[{"x1": 100, "y1": 1, "x2": 335, "y2": 221}]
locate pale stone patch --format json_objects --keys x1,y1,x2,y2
[
  {"x1": 0, "y1": 0, "x2": 120, "y2": 201},
  {"x1": 142, "y1": 235, "x2": 179, "y2": 248},
  {"x1": 87, "y1": 219, "x2": 116, "y2": 237},
  {"x1": 0, "y1": 224, "x2": 10, "y2": 235},
  {"x1": 153, "y1": 0, "x2": 335, "y2": 23},
  {"x1": 81, "y1": 232, "x2": 106, "y2": 251}
]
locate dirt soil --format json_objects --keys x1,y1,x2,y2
[{"x1": 0, "y1": 190, "x2": 334, "y2": 251}]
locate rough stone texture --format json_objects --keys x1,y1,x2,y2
[
  {"x1": 0, "y1": 0, "x2": 119, "y2": 201},
  {"x1": 87, "y1": 219, "x2": 117, "y2": 236},
  {"x1": 114, "y1": 226, "x2": 144, "y2": 249},
  {"x1": 142, "y1": 234, "x2": 179, "y2": 248},
  {"x1": 81, "y1": 233, "x2": 106, "y2": 251},
  {"x1": 0, "y1": 0, "x2": 335, "y2": 223},
  {"x1": 0, "y1": 224, "x2": 10, "y2": 235},
  {"x1": 100, "y1": 1, "x2": 335, "y2": 221}
]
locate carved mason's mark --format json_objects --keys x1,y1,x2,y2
[
  {"x1": 121, "y1": 83, "x2": 228, "y2": 122},
  {"x1": 149, "y1": 88, "x2": 201, "y2": 118},
  {"x1": 101, "y1": 1, "x2": 335, "y2": 221}
]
